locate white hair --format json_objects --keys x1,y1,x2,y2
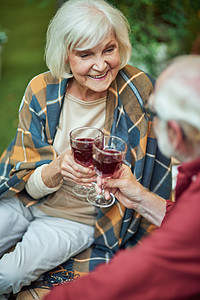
[
  {"x1": 155, "y1": 55, "x2": 200, "y2": 132},
  {"x1": 45, "y1": 0, "x2": 132, "y2": 79}
]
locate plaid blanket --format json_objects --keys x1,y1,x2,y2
[
  {"x1": 0, "y1": 65, "x2": 171, "y2": 285},
  {"x1": 49, "y1": 66, "x2": 172, "y2": 280}
]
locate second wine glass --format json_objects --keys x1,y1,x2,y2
[
  {"x1": 87, "y1": 135, "x2": 127, "y2": 207},
  {"x1": 70, "y1": 126, "x2": 103, "y2": 197}
]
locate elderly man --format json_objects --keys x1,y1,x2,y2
[{"x1": 44, "y1": 55, "x2": 200, "y2": 300}]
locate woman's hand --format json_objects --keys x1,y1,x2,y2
[
  {"x1": 96, "y1": 164, "x2": 167, "y2": 227},
  {"x1": 41, "y1": 150, "x2": 96, "y2": 188},
  {"x1": 60, "y1": 150, "x2": 96, "y2": 186}
]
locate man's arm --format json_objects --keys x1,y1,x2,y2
[
  {"x1": 96, "y1": 164, "x2": 168, "y2": 227},
  {"x1": 44, "y1": 186, "x2": 200, "y2": 300}
]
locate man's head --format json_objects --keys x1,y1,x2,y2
[{"x1": 150, "y1": 55, "x2": 200, "y2": 162}]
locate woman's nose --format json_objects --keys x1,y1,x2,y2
[{"x1": 93, "y1": 56, "x2": 107, "y2": 71}]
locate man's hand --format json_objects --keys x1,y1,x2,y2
[{"x1": 96, "y1": 164, "x2": 166, "y2": 227}]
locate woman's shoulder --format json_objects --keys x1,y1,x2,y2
[
  {"x1": 25, "y1": 72, "x2": 67, "y2": 103},
  {"x1": 28, "y1": 71, "x2": 60, "y2": 89},
  {"x1": 120, "y1": 64, "x2": 155, "y2": 87},
  {"x1": 122, "y1": 64, "x2": 141, "y2": 74}
]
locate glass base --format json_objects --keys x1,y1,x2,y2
[
  {"x1": 87, "y1": 189, "x2": 115, "y2": 208},
  {"x1": 72, "y1": 184, "x2": 91, "y2": 198}
]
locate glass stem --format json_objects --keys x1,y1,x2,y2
[{"x1": 101, "y1": 185, "x2": 105, "y2": 196}]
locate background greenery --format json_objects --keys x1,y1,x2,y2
[
  {"x1": 0, "y1": 0, "x2": 199, "y2": 155},
  {"x1": 0, "y1": 0, "x2": 55, "y2": 154}
]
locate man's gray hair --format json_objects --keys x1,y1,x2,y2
[{"x1": 155, "y1": 55, "x2": 200, "y2": 133}]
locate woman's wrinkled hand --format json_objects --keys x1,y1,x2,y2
[
  {"x1": 42, "y1": 149, "x2": 96, "y2": 188},
  {"x1": 60, "y1": 150, "x2": 97, "y2": 186}
]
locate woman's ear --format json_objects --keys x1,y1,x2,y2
[
  {"x1": 167, "y1": 120, "x2": 184, "y2": 151},
  {"x1": 65, "y1": 53, "x2": 69, "y2": 64}
]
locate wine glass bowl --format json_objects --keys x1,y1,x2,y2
[
  {"x1": 70, "y1": 127, "x2": 103, "y2": 197},
  {"x1": 87, "y1": 135, "x2": 127, "y2": 207},
  {"x1": 70, "y1": 137, "x2": 94, "y2": 167}
]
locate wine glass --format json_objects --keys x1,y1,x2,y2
[
  {"x1": 87, "y1": 135, "x2": 127, "y2": 207},
  {"x1": 70, "y1": 126, "x2": 103, "y2": 197}
]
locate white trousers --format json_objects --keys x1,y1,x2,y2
[{"x1": 0, "y1": 197, "x2": 94, "y2": 295}]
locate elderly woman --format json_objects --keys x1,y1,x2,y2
[{"x1": 0, "y1": 0, "x2": 171, "y2": 298}]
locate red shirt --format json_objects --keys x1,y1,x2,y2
[{"x1": 44, "y1": 158, "x2": 200, "y2": 300}]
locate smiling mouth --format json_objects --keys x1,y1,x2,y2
[{"x1": 88, "y1": 71, "x2": 108, "y2": 79}]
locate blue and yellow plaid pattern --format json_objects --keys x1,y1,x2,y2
[{"x1": 0, "y1": 65, "x2": 171, "y2": 278}]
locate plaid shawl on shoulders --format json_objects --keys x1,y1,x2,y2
[
  {"x1": 50, "y1": 65, "x2": 172, "y2": 280},
  {"x1": 0, "y1": 72, "x2": 67, "y2": 202},
  {"x1": 0, "y1": 65, "x2": 171, "y2": 285}
]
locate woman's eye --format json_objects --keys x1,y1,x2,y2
[
  {"x1": 80, "y1": 53, "x2": 90, "y2": 58},
  {"x1": 105, "y1": 47, "x2": 114, "y2": 53}
]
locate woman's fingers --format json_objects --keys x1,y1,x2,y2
[{"x1": 60, "y1": 151, "x2": 96, "y2": 184}]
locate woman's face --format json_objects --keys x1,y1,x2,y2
[{"x1": 67, "y1": 33, "x2": 120, "y2": 98}]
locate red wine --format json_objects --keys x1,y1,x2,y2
[
  {"x1": 93, "y1": 149, "x2": 123, "y2": 177},
  {"x1": 71, "y1": 138, "x2": 94, "y2": 167}
]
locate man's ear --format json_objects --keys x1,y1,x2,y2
[{"x1": 167, "y1": 120, "x2": 184, "y2": 150}]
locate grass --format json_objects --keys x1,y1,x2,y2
[{"x1": 0, "y1": 0, "x2": 56, "y2": 155}]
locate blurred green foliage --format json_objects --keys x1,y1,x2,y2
[
  {"x1": 34, "y1": 0, "x2": 200, "y2": 75},
  {"x1": 0, "y1": 0, "x2": 199, "y2": 155},
  {"x1": 0, "y1": 31, "x2": 8, "y2": 44},
  {"x1": 110, "y1": 0, "x2": 200, "y2": 76},
  {"x1": 0, "y1": 0, "x2": 55, "y2": 154}
]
